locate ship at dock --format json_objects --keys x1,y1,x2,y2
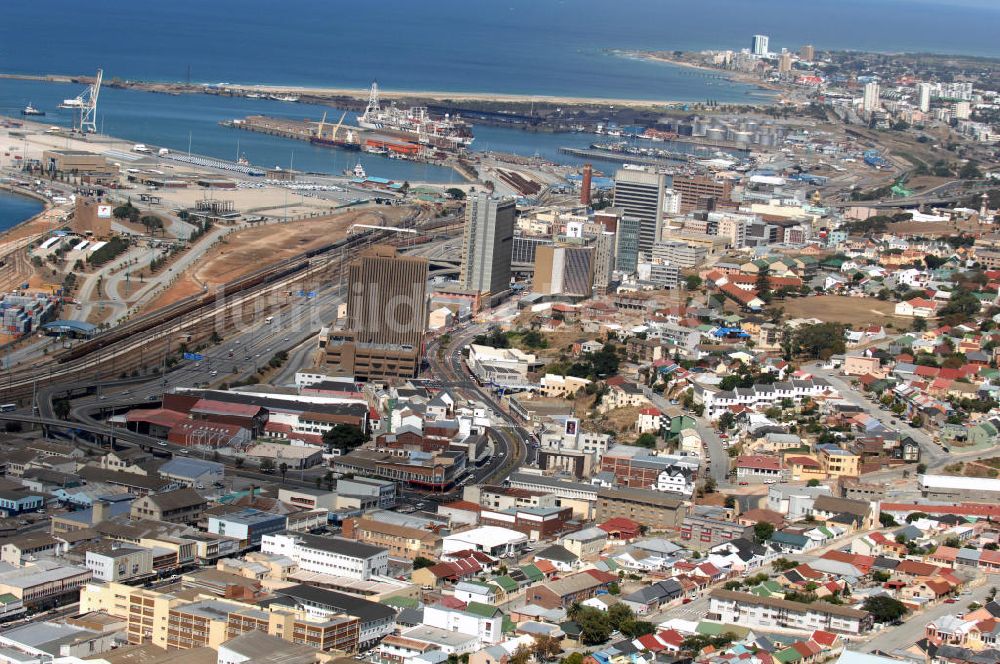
[{"x1": 357, "y1": 81, "x2": 473, "y2": 149}]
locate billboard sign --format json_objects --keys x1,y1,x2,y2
[{"x1": 97, "y1": 205, "x2": 112, "y2": 219}]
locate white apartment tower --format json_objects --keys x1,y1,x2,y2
[
  {"x1": 751, "y1": 35, "x2": 769, "y2": 56},
  {"x1": 863, "y1": 81, "x2": 881, "y2": 113}
]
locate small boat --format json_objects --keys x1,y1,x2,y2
[
  {"x1": 349, "y1": 162, "x2": 366, "y2": 179},
  {"x1": 20, "y1": 102, "x2": 44, "y2": 117}
]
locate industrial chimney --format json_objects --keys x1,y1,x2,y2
[{"x1": 580, "y1": 164, "x2": 593, "y2": 205}]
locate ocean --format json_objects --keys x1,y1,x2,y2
[
  {"x1": 0, "y1": 0, "x2": 997, "y2": 224},
  {"x1": 2, "y1": 0, "x2": 997, "y2": 99},
  {"x1": 0, "y1": 190, "x2": 42, "y2": 233}
]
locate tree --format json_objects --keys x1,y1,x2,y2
[
  {"x1": 789, "y1": 322, "x2": 846, "y2": 360},
  {"x1": 531, "y1": 635, "x2": 562, "y2": 662},
  {"x1": 862, "y1": 595, "x2": 907, "y2": 623},
  {"x1": 279, "y1": 462, "x2": 289, "y2": 483},
  {"x1": 960, "y1": 160, "x2": 983, "y2": 180},
  {"x1": 509, "y1": 645, "x2": 532, "y2": 664},
  {"x1": 685, "y1": 275, "x2": 703, "y2": 290},
  {"x1": 234, "y1": 457, "x2": 244, "y2": 469},
  {"x1": 906, "y1": 511, "x2": 928, "y2": 523},
  {"x1": 259, "y1": 458, "x2": 276, "y2": 474},
  {"x1": 872, "y1": 570, "x2": 891, "y2": 583},
  {"x1": 446, "y1": 187, "x2": 466, "y2": 200},
  {"x1": 575, "y1": 607, "x2": 612, "y2": 645},
  {"x1": 754, "y1": 521, "x2": 775, "y2": 543},
  {"x1": 322, "y1": 424, "x2": 367, "y2": 453},
  {"x1": 634, "y1": 432, "x2": 658, "y2": 449},
  {"x1": 916, "y1": 463, "x2": 927, "y2": 474},
  {"x1": 53, "y1": 398, "x2": 71, "y2": 420},
  {"x1": 607, "y1": 603, "x2": 635, "y2": 632},
  {"x1": 413, "y1": 556, "x2": 435, "y2": 569},
  {"x1": 772, "y1": 557, "x2": 797, "y2": 572},
  {"x1": 718, "y1": 411, "x2": 735, "y2": 431},
  {"x1": 879, "y1": 512, "x2": 897, "y2": 527},
  {"x1": 724, "y1": 495, "x2": 736, "y2": 509},
  {"x1": 561, "y1": 654, "x2": 584, "y2": 664},
  {"x1": 606, "y1": 581, "x2": 620, "y2": 595},
  {"x1": 807, "y1": 479, "x2": 821, "y2": 487}
]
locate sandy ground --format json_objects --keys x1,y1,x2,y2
[
  {"x1": 782, "y1": 295, "x2": 897, "y2": 325},
  {"x1": 141, "y1": 207, "x2": 409, "y2": 313}
]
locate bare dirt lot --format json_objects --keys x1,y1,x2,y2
[
  {"x1": 782, "y1": 295, "x2": 897, "y2": 325},
  {"x1": 142, "y1": 207, "x2": 412, "y2": 313}
]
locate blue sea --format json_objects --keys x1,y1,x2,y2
[
  {"x1": 0, "y1": 0, "x2": 997, "y2": 224},
  {"x1": 0, "y1": 190, "x2": 42, "y2": 233}
]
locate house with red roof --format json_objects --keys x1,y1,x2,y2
[
  {"x1": 735, "y1": 455, "x2": 785, "y2": 483},
  {"x1": 598, "y1": 517, "x2": 641, "y2": 541},
  {"x1": 895, "y1": 297, "x2": 940, "y2": 318},
  {"x1": 635, "y1": 407, "x2": 666, "y2": 434}
]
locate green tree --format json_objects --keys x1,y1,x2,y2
[
  {"x1": 685, "y1": 275, "x2": 703, "y2": 290},
  {"x1": 862, "y1": 595, "x2": 907, "y2": 623},
  {"x1": 754, "y1": 521, "x2": 775, "y2": 543},
  {"x1": 259, "y1": 458, "x2": 276, "y2": 474},
  {"x1": 879, "y1": 512, "x2": 897, "y2": 527},
  {"x1": 322, "y1": 424, "x2": 367, "y2": 453},
  {"x1": 561, "y1": 654, "x2": 584, "y2": 664},
  {"x1": 575, "y1": 607, "x2": 612, "y2": 645},
  {"x1": 279, "y1": 462, "x2": 289, "y2": 483},
  {"x1": 718, "y1": 411, "x2": 735, "y2": 431},
  {"x1": 413, "y1": 556, "x2": 435, "y2": 569},
  {"x1": 960, "y1": 160, "x2": 983, "y2": 180},
  {"x1": 53, "y1": 398, "x2": 71, "y2": 420},
  {"x1": 446, "y1": 187, "x2": 466, "y2": 200},
  {"x1": 772, "y1": 558, "x2": 797, "y2": 572},
  {"x1": 531, "y1": 635, "x2": 562, "y2": 662},
  {"x1": 807, "y1": 479, "x2": 821, "y2": 487},
  {"x1": 634, "y1": 432, "x2": 658, "y2": 449},
  {"x1": 916, "y1": 463, "x2": 927, "y2": 474},
  {"x1": 606, "y1": 581, "x2": 620, "y2": 595}
]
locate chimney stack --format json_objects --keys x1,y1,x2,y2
[{"x1": 580, "y1": 164, "x2": 593, "y2": 206}]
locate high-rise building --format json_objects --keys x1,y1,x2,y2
[
  {"x1": 615, "y1": 216, "x2": 642, "y2": 274},
  {"x1": 671, "y1": 175, "x2": 733, "y2": 214},
  {"x1": 778, "y1": 52, "x2": 792, "y2": 74},
  {"x1": 751, "y1": 35, "x2": 769, "y2": 56},
  {"x1": 612, "y1": 168, "x2": 666, "y2": 258},
  {"x1": 534, "y1": 245, "x2": 594, "y2": 297},
  {"x1": 322, "y1": 245, "x2": 428, "y2": 380},
  {"x1": 652, "y1": 241, "x2": 707, "y2": 270},
  {"x1": 460, "y1": 193, "x2": 515, "y2": 300},
  {"x1": 799, "y1": 44, "x2": 815, "y2": 61},
  {"x1": 592, "y1": 231, "x2": 616, "y2": 294},
  {"x1": 863, "y1": 81, "x2": 880, "y2": 113},
  {"x1": 916, "y1": 82, "x2": 931, "y2": 113}
]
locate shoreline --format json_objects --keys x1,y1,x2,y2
[
  {"x1": 0, "y1": 185, "x2": 50, "y2": 237},
  {"x1": 623, "y1": 50, "x2": 786, "y2": 95},
  {"x1": 0, "y1": 71, "x2": 774, "y2": 109}
]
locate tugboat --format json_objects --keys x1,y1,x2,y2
[
  {"x1": 20, "y1": 102, "x2": 44, "y2": 117},
  {"x1": 347, "y1": 161, "x2": 366, "y2": 179}
]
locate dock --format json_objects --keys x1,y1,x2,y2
[{"x1": 559, "y1": 146, "x2": 691, "y2": 167}]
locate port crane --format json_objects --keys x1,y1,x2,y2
[
  {"x1": 59, "y1": 69, "x2": 103, "y2": 134},
  {"x1": 314, "y1": 111, "x2": 352, "y2": 143}
]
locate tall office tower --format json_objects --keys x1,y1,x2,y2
[
  {"x1": 580, "y1": 164, "x2": 593, "y2": 205},
  {"x1": 662, "y1": 188, "x2": 681, "y2": 215},
  {"x1": 778, "y1": 52, "x2": 792, "y2": 74},
  {"x1": 751, "y1": 34, "x2": 769, "y2": 56},
  {"x1": 534, "y1": 245, "x2": 594, "y2": 297},
  {"x1": 916, "y1": 82, "x2": 931, "y2": 113},
  {"x1": 459, "y1": 193, "x2": 515, "y2": 300},
  {"x1": 612, "y1": 168, "x2": 666, "y2": 259},
  {"x1": 591, "y1": 231, "x2": 616, "y2": 294},
  {"x1": 671, "y1": 175, "x2": 734, "y2": 214},
  {"x1": 863, "y1": 81, "x2": 880, "y2": 113},
  {"x1": 615, "y1": 215, "x2": 642, "y2": 274},
  {"x1": 799, "y1": 44, "x2": 815, "y2": 61},
  {"x1": 322, "y1": 245, "x2": 428, "y2": 380}
]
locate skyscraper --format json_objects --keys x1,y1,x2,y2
[
  {"x1": 615, "y1": 216, "x2": 642, "y2": 274},
  {"x1": 533, "y1": 245, "x2": 594, "y2": 297},
  {"x1": 778, "y1": 52, "x2": 792, "y2": 74},
  {"x1": 799, "y1": 44, "x2": 815, "y2": 61},
  {"x1": 322, "y1": 245, "x2": 428, "y2": 380},
  {"x1": 863, "y1": 81, "x2": 880, "y2": 113},
  {"x1": 591, "y1": 231, "x2": 616, "y2": 294},
  {"x1": 612, "y1": 168, "x2": 666, "y2": 259},
  {"x1": 916, "y1": 82, "x2": 932, "y2": 113},
  {"x1": 751, "y1": 35, "x2": 769, "y2": 56},
  {"x1": 459, "y1": 193, "x2": 515, "y2": 301}
]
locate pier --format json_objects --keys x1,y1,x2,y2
[{"x1": 559, "y1": 146, "x2": 691, "y2": 167}]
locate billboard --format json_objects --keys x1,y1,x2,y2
[
  {"x1": 564, "y1": 418, "x2": 579, "y2": 437},
  {"x1": 97, "y1": 205, "x2": 112, "y2": 219}
]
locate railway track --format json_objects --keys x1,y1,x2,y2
[{"x1": 0, "y1": 228, "x2": 388, "y2": 401}]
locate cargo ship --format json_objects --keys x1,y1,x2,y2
[
  {"x1": 20, "y1": 102, "x2": 44, "y2": 117},
  {"x1": 309, "y1": 111, "x2": 361, "y2": 151},
  {"x1": 357, "y1": 82, "x2": 473, "y2": 149}
]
